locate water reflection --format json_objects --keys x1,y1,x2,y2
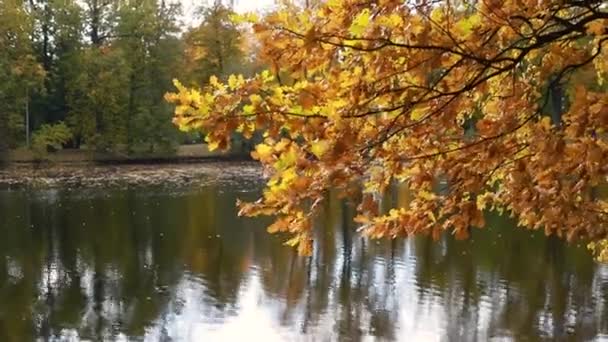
[{"x1": 0, "y1": 180, "x2": 607, "y2": 341}]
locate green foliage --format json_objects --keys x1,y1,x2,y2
[
  {"x1": 31, "y1": 122, "x2": 72, "y2": 156},
  {"x1": 0, "y1": 0, "x2": 45, "y2": 150},
  {"x1": 113, "y1": 0, "x2": 184, "y2": 153},
  {"x1": 0, "y1": 0, "x2": 255, "y2": 156},
  {"x1": 66, "y1": 47, "x2": 130, "y2": 151},
  {"x1": 7, "y1": 112, "x2": 26, "y2": 147}
]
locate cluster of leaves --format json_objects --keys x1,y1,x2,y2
[
  {"x1": 178, "y1": 2, "x2": 265, "y2": 151},
  {"x1": 588, "y1": 239, "x2": 608, "y2": 262},
  {"x1": 167, "y1": 0, "x2": 608, "y2": 257},
  {"x1": 31, "y1": 121, "x2": 72, "y2": 157}
]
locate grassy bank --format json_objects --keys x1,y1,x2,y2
[{"x1": 5, "y1": 144, "x2": 251, "y2": 165}]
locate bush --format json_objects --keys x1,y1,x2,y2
[
  {"x1": 31, "y1": 122, "x2": 73, "y2": 157},
  {"x1": 7, "y1": 112, "x2": 26, "y2": 148}
]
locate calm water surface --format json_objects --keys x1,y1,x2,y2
[{"x1": 1, "y1": 165, "x2": 608, "y2": 341}]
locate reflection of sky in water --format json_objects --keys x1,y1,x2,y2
[
  {"x1": 164, "y1": 272, "x2": 288, "y2": 342},
  {"x1": 128, "y1": 257, "x2": 448, "y2": 341},
  {"x1": 33, "y1": 243, "x2": 608, "y2": 341},
  {"x1": 2, "y1": 177, "x2": 608, "y2": 341}
]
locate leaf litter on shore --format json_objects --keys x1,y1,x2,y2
[{"x1": 0, "y1": 162, "x2": 263, "y2": 190}]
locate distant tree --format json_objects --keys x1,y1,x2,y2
[
  {"x1": 58, "y1": 0, "x2": 185, "y2": 153},
  {"x1": 0, "y1": 0, "x2": 187, "y2": 154},
  {"x1": 0, "y1": 0, "x2": 45, "y2": 151},
  {"x1": 83, "y1": 0, "x2": 115, "y2": 46},
  {"x1": 113, "y1": 0, "x2": 184, "y2": 152},
  {"x1": 1, "y1": 0, "x2": 254, "y2": 157},
  {"x1": 49, "y1": 0, "x2": 84, "y2": 119},
  {"x1": 182, "y1": 3, "x2": 248, "y2": 86},
  {"x1": 66, "y1": 47, "x2": 130, "y2": 151}
]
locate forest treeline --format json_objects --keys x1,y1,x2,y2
[{"x1": 0, "y1": 0, "x2": 257, "y2": 157}]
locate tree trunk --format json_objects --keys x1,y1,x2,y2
[
  {"x1": 90, "y1": 0, "x2": 102, "y2": 46},
  {"x1": 550, "y1": 81, "x2": 563, "y2": 127},
  {"x1": 40, "y1": 2, "x2": 53, "y2": 72},
  {"x1": 0, "y1": 112, "x2": 7, "y2": 164},
  {"x1": 127, "y1": 71, "x2": 136, "y2": 153}
]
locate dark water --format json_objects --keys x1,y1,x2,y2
[{"x1": 1, "y1": 172, "x2": 608, "y2": 341}]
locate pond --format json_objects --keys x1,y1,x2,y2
[{"x1": 0, "y1": 163, "x2": 607, "y2": 341}]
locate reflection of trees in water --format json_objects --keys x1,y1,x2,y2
[
  {"x1": 0, "y1": 186, "x2": 252, "y2": 341},
  {"x1": 1, "y1": 186, "x2": 608, "y2": 341},
  {"x1": 0, "y1": 190, "x2": 173, "y2": 340},
  {"x1": 254, "y1": 192, "x2": 408, "y2": 341},
  {"x1": 408, "y1": 211, "x2": 606, "y2": 341},
  {"x1": 255, "y1": 189, "x2": 608, "y2": 341}
]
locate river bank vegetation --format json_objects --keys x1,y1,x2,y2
[
  {"x1": 0, "y1": 0, "x2": 257, "y2": 159},
  {"x1": 167, "y1": 0, "x2": 608, "y2": 259}
]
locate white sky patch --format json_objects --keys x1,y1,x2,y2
[
  {"x1": 231, "y1": 0, "x2": 276, "y2": 13},
  {"x1": 176, "y1": 0, "x2": 276, "y2": 27}
]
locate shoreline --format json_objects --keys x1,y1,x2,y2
[
  {"x1": 1, "y1": 144, "x2": 253, "y2": 166},
  {"x1": 0, "y1": 159, "x2": 263, "y2": 189}
]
